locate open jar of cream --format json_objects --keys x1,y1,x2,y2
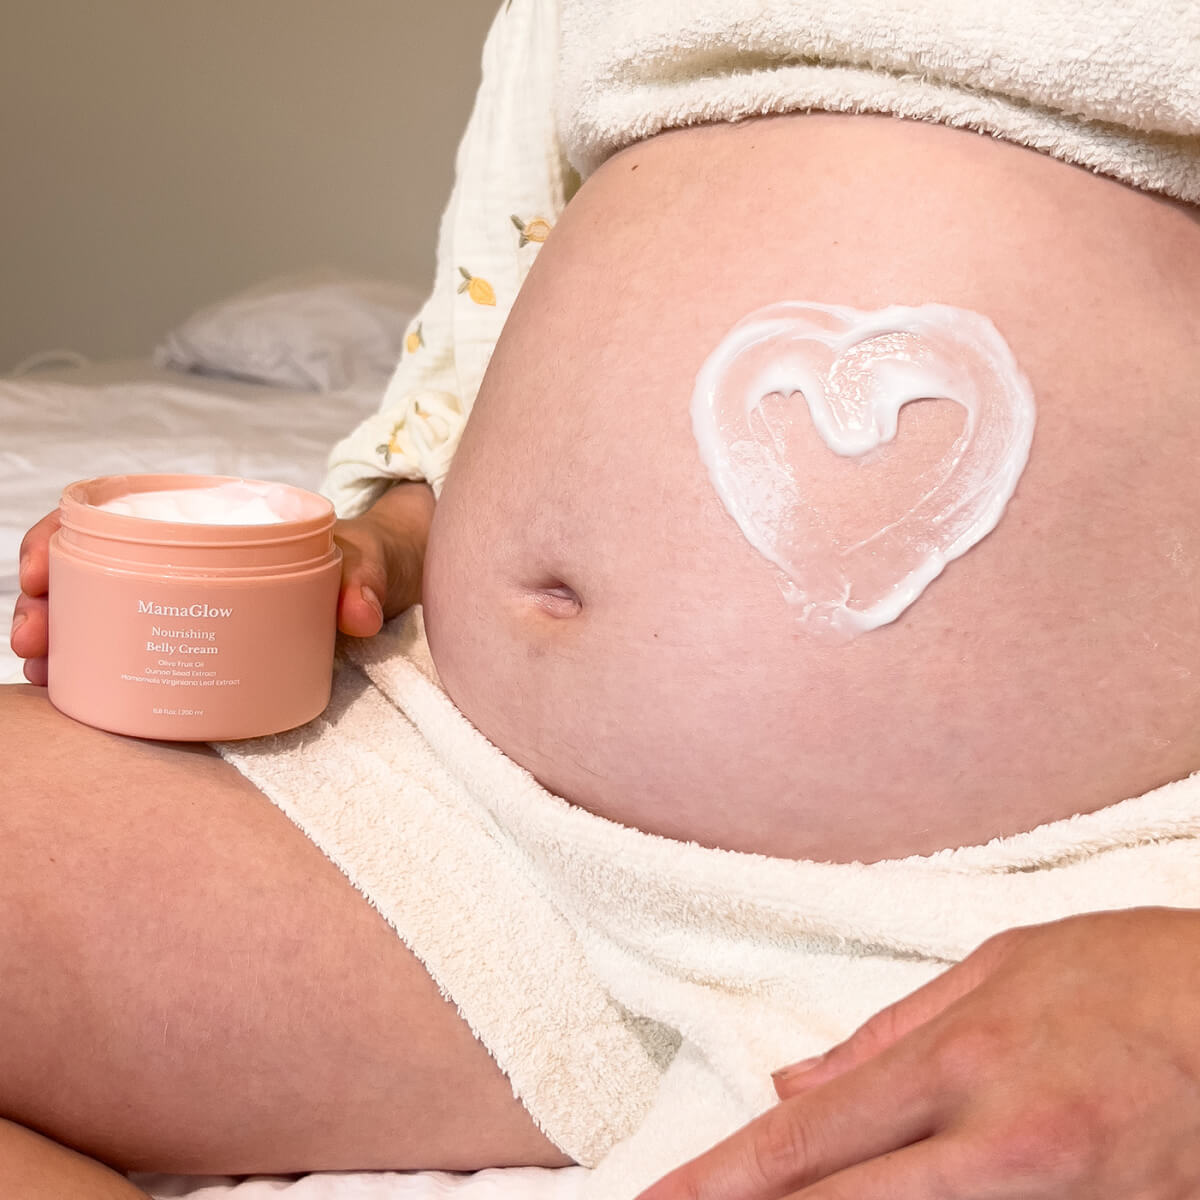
[{"x1": 48, "y1": 474, "x2": 342, "y2": 740}]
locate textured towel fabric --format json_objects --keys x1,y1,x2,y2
[
  {"x1": 218, "y1": 609, "x2": 1200, "y2": 1200},
  {"x1": 558, "y1": 0, "x2": 1200, "y2": 194},
  {"x1": 321, "y1": 0, "x2": 1200, "y2": 511}
]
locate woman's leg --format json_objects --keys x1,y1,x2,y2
[
  {"x1": 0, "y1": 685, "x2": 571, "y2": 1179},
  {"x1": 1, "y1": 1118, "x2": 146, "y2": 1198}
]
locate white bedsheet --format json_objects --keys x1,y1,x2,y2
[{"x1": 1, "y1": 360, "x2": 589, "y2": 1199}]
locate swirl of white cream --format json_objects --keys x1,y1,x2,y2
[{"x1": 690, "y1": 302, "x2": 1036, "y2": 637}]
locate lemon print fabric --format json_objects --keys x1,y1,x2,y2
[
  {"x1": 405, "y1": 322, "x2": 424, "y2": 355},
  {"x1": 376, "y1": 402, "x2": 427, "y2": 464},
  {"x1": 376, "y1": 423, "x2": 404, "y2": 466},
  {"x1": 511, "y1": 214, "x2": 552, "y2": 247},
  {"x1": 457, "y1": 267, "x2": 496, "y2": 306}
]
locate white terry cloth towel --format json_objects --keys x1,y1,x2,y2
[
  {"x1": 557, "y1": 0, "x2": 1200, "y2": 204},
  {"x1": 218, "y1": 608, "x2": 1200, "y2": 1198}
]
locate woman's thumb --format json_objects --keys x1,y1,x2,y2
[{"x1": 335, "y1": 532, "x2": 390, "y2": 637}]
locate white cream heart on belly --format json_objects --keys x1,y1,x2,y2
[{"x1": 690, "y1": 302, "x2": 1036, "y2": 637}]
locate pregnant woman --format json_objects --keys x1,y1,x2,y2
[{"x1": 7, "y1": 1, "x2": 1200, "y2": 1196}]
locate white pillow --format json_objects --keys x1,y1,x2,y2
[{"x1": 155, "y1": 271, "x2": 424, "y2": 391}]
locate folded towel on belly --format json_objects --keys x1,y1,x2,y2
[
  {"x1": 558, "y1": 0, "x2": 1200, "y2": 203},
  {"x1": 217, "y1": 608, "x2": 1200, "y2": 1198}
]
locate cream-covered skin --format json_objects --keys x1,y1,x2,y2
[
  {"x1": 691, "y1": 301, "x2": 1036, "y2": 637},
  {"x1": 424, "y1": 113, "x2": 1200, "y2": 863}
]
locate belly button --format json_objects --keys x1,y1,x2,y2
[{"x1": 526, "y1": 581, "x2": 583, "y2": 619}]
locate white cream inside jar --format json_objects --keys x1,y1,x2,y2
[{"x1": 95, "y1": 480, "x2": 310, "y2": 525}]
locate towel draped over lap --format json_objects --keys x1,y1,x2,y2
[{"x1": 219, "y1": 610, "x2": 1200, "y2": 1199}]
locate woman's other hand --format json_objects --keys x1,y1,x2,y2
[
  {"x1": 639, "y1": 907, "x2": 1200, "y2": 1199},
  {"x1": 334, "y1": 481, "x2": 435, "y2": 638},
  {"x1": 11, "y1": 509, "x2": 60, "y2": 685}
]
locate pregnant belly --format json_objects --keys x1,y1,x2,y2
[{"x1": 423, "y1": 113, "x2": 1200, "y2": 863}]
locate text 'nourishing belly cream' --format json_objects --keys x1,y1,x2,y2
[{"x1": 48, "y1": 474, "x2": 342, "y2": 740}]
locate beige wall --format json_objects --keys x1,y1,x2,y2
[{"x1": 0, "y1": 0, "x2": 500, "y2": 371}]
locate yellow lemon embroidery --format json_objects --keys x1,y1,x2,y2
[
  {"x1": 457, "y1": 267, "x2": 496, "y2": 306},
  {"x1": 511, "y1": 214, "x2": 552, "y2": 247},
  {"x1": 405, "y1": 322, "x2": 424, "y2": 355},
  {"x1": 375, "y1": 402, "x2": 432, "y2": 464},
  {"x1": 376, "y1": 424, "x2": 404, "y2": 466}
]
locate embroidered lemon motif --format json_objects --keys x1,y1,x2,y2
[
  {"x1": 457, "y1": 267, "x2": 496, "y2": 306},
  {"x1": 511, "y1": 214, "x2": 552, "y2": 247},
  {"x1": 376, "y1": 424, "x2": 403, "y2": 466},
  {"x1": 375, "y1": 403, "x2": 430, "y2": 465},
  {"x1": 405, "y1": 322, "x2": 424, "y2": 354}
]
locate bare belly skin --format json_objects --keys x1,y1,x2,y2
[{"x1": 423, "y1": 112, "x2": 1200, "y2": 863}]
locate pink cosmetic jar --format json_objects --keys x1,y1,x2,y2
[{"x1": 48, "y1": 473, "x2": 342, "y2": 740}]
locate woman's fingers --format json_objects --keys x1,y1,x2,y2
[
  {"x1": 333, "y1": 483, "x2": 435, "y2": 637},
  {"x1": 772, "y1": 935, "x2": 1010, "y2": 1100},
  {"x1": 11, "y1": 511, "x2": 60, "y2": 676},
  {"x1": 637, "y1": 1045, "x2": 941, "y2": 1200},
  {"x1": 17, "y1": 510, "x2": 61, "y2": 598},
  {"x1": 781, "y1": 1136, "x2": 967, "y2": 1200},
  {"x1": 10, "y1": 594, "x2": 48, "y2": 667},
  {"x1": 334, "y1": 525, "x2": 393, "y2": 638}
]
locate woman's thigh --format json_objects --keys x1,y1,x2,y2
[{"x1": 0, "y1": 685, "x2": 569, "y2": 1174}]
